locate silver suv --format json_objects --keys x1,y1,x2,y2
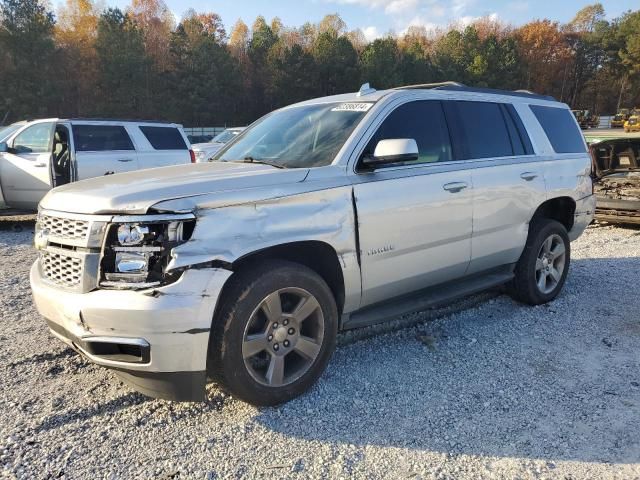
[{"x1": 30, "y1": 83, "x2": 595, "y2": 405}]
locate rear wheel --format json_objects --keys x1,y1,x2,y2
[
  {"x1": 208, "y1": 260, "x2": 338, "y2": 406},
  {"x1": 508, "y1": 218, "x2": 570, "y2": 305}
]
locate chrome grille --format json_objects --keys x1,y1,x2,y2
[
  {"x1": 39, "y1": 214, "x2": 90, "y2": 242},
  {"x1": 40, "y1": 250, "x2": 83, "y2": 288}
]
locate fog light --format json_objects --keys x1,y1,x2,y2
[
  {"x1": 117, "y1": 224, "x2": 149, "y2": 246},
  {"x1": 116, "y1": 252, "x2": 148, "y2": 273}
]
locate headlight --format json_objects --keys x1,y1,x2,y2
[
  {"x1": 117, "y1": 224, "x2": 149, "y2": 246},
  {"x1": 100, "y1": 217, "x2": 195, "y2": 289}
]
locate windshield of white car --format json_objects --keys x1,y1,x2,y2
[
  {"x1": 213, "y1": 129, "x2": 241, "y2": 144},
  {"x1": 216, "y1": 102, "x2": 372, "y2": 168},
  {"x1": 0, "y1": 124, "x2": 23, "y2": 142}
]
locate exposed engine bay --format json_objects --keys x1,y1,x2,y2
[{"x1": 591, "y1": 139, "x2": 640, "y2": 223}]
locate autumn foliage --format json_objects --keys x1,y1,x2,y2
[{"x1": 0, "y1": 0, "x2": 639, "y2": 126}]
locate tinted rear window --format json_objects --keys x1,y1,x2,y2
[
  {"x1": 73, "y1": 125, "x2": 134, "y2": 151},
  {"x1": 530, "y1": 105, "x2": 586, "y2": 154},
  {"x1": 454, "y1": 101, "x2": 514, "y2": 159},
  {"x1": 139, "y1": 126, "x2": 187, "y2": 150}
]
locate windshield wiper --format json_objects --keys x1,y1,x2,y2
[{"x1": 236, "y1": 156, "x2": 285, "y2": 169}]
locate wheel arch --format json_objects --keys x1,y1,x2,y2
[
  {"x1": 230, "y1": 240, "x2": 346, "y2": 316},
  {"x1": 531, "y1": 196, "x2": 576, "y2": 233}
]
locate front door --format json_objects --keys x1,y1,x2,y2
[
  {"x1": 352, "y1": 100, "x2": 474, "y2": 307},
  {"x1": 0, "y1": 122, "x2": 55, "y2": 209}
]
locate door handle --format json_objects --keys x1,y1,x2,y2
[
  {"x1": 117, "y1": 158, "x2": 133, "y2": 162},
  {"x1": 443, "y1": 182, "x2": 468, "y2": 193},
  {"x1": 520, "y1": 172, "x2": 538, "y2": 181},
  {"x1": 33, "y1": 163, "x2": 47, "y2": 168}
]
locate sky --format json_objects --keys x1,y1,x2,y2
[{"x1": 55, "y1": 0, "x2": 638, "y2": 41}]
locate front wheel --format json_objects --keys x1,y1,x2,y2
[
  {"x1": 508, "y1": 218, "x2": 570, "y2": 305},
  {"x1": 208, "y1": 260, "x2": 338, "y2": 406}
]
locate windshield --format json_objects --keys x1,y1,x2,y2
[
  {"x1": 213, "y1": 129, "x2": 241, "y2": 144},
  {"x1": 0, "y1": 123, "x2": 23, "y2": 142},
  {"x1": 217, "y1": 102, "x2": 372, "y2": 168}
]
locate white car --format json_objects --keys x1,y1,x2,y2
[
  {"x1": 192, "y1": 127, "x2": 245, "y2": 163},
  {"x1": 0, "y1": 119, "x2": 194, "y2": 210}
]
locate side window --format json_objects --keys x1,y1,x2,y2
[
  {"x1": 530, "y1": 105, "x2": 586, "y2": 154},
  {"x1": 504, "y1": 104, "x2": 534, "y2": 155},
  {"x1": 73, "y1": 125, "x2": 134, "y2": 152},
  {"x1": 362, "y1": 100, "x2": 452, "y2": 166},
  {"x1": 453, "y1": 101, "x2": 514, "y2": 159},
  {"x1": 12, "y1": 123, "x2": 53, "y2": 154},
  {"x1": 139, "y1": 126, "x2": 187, "y2": 150}
]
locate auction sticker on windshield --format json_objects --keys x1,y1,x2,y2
[{"x1": 331, "y1": 103, "x2": 373, "y2": 112}]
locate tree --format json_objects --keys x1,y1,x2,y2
[
  {"x1": 613, "y1": 11, "x2": 640, "y2": 108},
  {"x1": 346, "y1": 28, "x2": 367, "y2": 53},
  {"x1": 570, "y1": 3, "x2": 605, "y2": 33},
  {"x1": 318, "y1": 13, "x2": 346, "y2": 36},
  {"x1": 167, "y1": 11, "x2": 241, "y2": 125},
  {"x1": 94, "y1": 8, "x2": 149, "y2": 117},
  {"x1": 128, "y1": 0, "x2": 175, "y2": 71},
  {"x1": 55, "y1": 0, "x2": 99, "y2": 116},
  {"x1": 515, "y1": 20, "x2": 570, "y2": 98},
  {"x1": 246, "y1": 16, "x2": 278, "y2": 116},
  {"x1": 361, "y1": 37, "x2": 402, "y2": 88},
  {"x1": 0, "y1": 0, "x2": 58, "y2": 121},
  {"x1": 228, "y1": 19, "x2": 249, "y2": 58},
  {"x1": 268, "y1": 43, "x2": 317, "y2": 106},
  {"x1": 311, "y1": 31, "x2": 359, "y2": 95},
  {"x1": 564, "y1": 4, "x2": 611, "y2": 108}
]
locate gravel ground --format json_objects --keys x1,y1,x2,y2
[{"x1": 1, "y1": 221, "x2": 639, "y2": 479}]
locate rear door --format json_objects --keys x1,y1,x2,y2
[
  {"x1": 134, "y1": 125, "x2": 191, "y2": 168},
  {"x1": 72, "y1": 124, "x2": 139, "y2": 179},
  {"x1": 447, "y1": 101, "x2": 546, "y2": 274},
  {"x1": 0, "y1": 121, "x2": 55, "y2": 209}
]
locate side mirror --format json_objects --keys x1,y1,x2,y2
[
  {"x1": 362, "y1": 139, "x2": 419, "y2": 168},
  {"x1": 0, "y1": 142, "x2": 7, "y2": 153}
]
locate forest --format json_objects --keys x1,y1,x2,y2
[{"x1": 1, "y1": 0, "x2": 639, "y2": 127}]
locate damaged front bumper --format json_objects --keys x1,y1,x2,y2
[{"x1": 30, "y1": 261, "x2": 232, "y2": 401}]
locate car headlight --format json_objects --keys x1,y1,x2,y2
[
  {"x1": 117, "y1": 224, "x2": 150, "y2": 246},
  {"x1": 100, "y1": 218, "x2": 195, "y2": 289}
]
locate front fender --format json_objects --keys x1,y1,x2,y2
[{"x1": 168, "y1": 187, "x2": 362, "y2": 313}]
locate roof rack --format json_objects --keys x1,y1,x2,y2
[
  {"x1": 67, "y1": 118, "x2": 176, "y2": 124},
  {"x1": 394, "y1": 82, "x2": 556, "y2": 102},
  {"x1": 395, "y1": 81, "x2": 465, "y2": 90}
]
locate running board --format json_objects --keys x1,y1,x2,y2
[{"x1": 342, "y1": 267, "x2": 514, "y2": 330}]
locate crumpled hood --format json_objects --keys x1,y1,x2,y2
[{"x1": 40, "y1": 162, "x2": 309, "y2": 214}]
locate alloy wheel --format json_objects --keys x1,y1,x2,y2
[
  {"x1": 242, "y1": 287, "x2": 324, "y2": 387},
  {"x1": 535, "y1": 233, "x2": 566, "y2": 295}
]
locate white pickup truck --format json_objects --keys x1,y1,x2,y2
[{"x1": 0, "y1": 119, "x2": 194, "y2": 210}]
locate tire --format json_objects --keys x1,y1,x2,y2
[
  {"x1": 508, "y1": 218, "x2": 570, "y2": 305},
  {"x1": 208, "y1": 260, "x2": 338, "y2": 406}
]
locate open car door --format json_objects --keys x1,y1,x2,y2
[{"x1": 0, "y1": 121, "x2": 55, "y2": 210}]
